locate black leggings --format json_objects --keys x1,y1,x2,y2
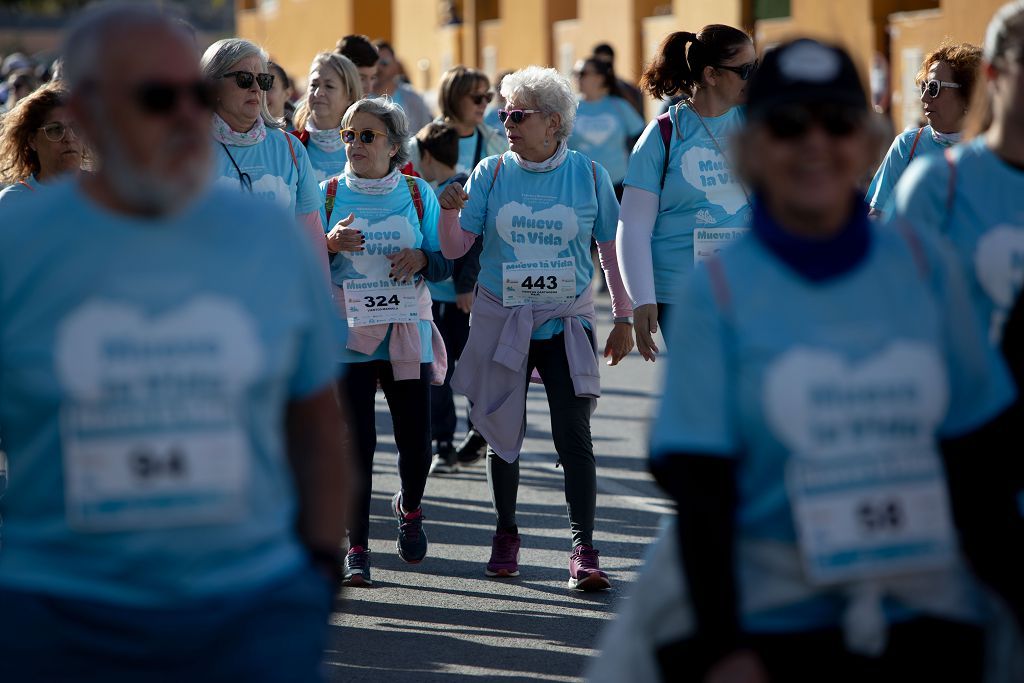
[
  {"x1": 486, "y1": 333, "x2": 596, "y2": 548},
  {"x1": 430, "y1": 300, "x2": 471, "y2": 445},
  {"x1": 342, "y1": 361, "x2": 431, "y2": 549}
]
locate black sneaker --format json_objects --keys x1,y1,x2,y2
[
  {"x1": 342, "y1": 546, "x2": 372, "y2": 587},
  {"x1": 429, "y1": 441, "x2": 459, "y2": 475},
  {"x1": 455, "y1": 429, "x2": 488, "y2": 465},
  {"x1": 392, "y1": 492, "x2": 428, "y2": 563}
]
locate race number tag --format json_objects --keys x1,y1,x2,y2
[
  {"x1": 343, "y1": 279, "x2": 418, "y2": 327},
  {"x1": 62, "y1": 418, "x2": 250, "y2": 531},
  {"x1": 787, "y1": 450, "x2": 955, "y2": 585},
  {"x1": 694, "y1": 227, "x2": 749, "y2": 265},
  {"x1": 502, "y1": 258, "x2": 576, "y2": 307}
]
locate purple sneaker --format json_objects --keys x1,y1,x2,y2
[
  {"x1": 568, "y1": 545, "x2": 611, "y2": 591},
  {"x1": 485, "y1": 530, "x2": 521, "y2": 577}
]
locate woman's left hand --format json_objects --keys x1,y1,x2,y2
[
  {"x1": 387, "y1": 248, "x2": 428, "y2": 283},
  {"x1": 603, "y1": 322, "x2": 635, "y2": 366}
]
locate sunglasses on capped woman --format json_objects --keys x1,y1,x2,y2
[
  {"x1": 919, "y1": 79, "x2": 960, "y2": 98},
  {"x1": 222, "y1": 71, "x2": 275, "y2": 91},
  {"x1": 341, "y1": 128, "x2": 388, "y2": 144},
  {"x1": 715, "y1": 59, "x2": 759, "y2": 81},
  {"x1": 762, "y1": 103, "x2": 864, "y2": 140},
  {"x1": 497, "y1": 109, "x2": 542, "y2": 124}
]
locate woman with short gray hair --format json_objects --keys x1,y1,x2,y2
[
  {"x1": 320, "y1": 96, "x2": 452, "y2": 587},
  {"x1": 437, "y1": 66, "x2": 634, "y2": 590}
]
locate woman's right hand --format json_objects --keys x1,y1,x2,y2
[
  {"x1": 705, "y1": 650, "x2": 769, "y2": 683},
  {"x1": 325, "y1": 213, "x2": 364, "y2": 253},
  {"x1": 439, "y1": 182, "x2": 468, "y2": 210},
  {"x1": 633, "y1": 303, "x2": 660, "y2": 362}
]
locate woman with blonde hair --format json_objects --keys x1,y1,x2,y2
[{"x1": 291, "y1": 52, "x2": 363, "y2": 182}]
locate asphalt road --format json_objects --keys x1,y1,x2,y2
[{"x1": 324, "y1": 298, "x2": 672, "y2": 682}]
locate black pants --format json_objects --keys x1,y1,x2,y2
[
  {"x1": 487, "y1": 333, "x2": 596, "y2": 548},
  {"x1": 342, "y1": 361, "x2": 431, "y2": 548},
  {"x1": 430, "y1": 300, "x2": 471, "y2": 445},
  {"x1": 656, "y1": 617, "x2": 984, "y2": 683}
]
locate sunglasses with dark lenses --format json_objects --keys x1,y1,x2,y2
[
  {"x1": 469, "y1": 92, "x2": 494, "y2": 106},
  {"x1": 38, "y1": 122, "x2": 81, "y2": 142},
  {"x1": 497, "y1": 108, "x2": 542, "y2": 124},
  {"x1": 135, "y1": 81, "x2": 215, "y2": 115},
  {"x1": 223, "y1": 70, "x2": 275, "y2": 91},
  {"x1": 919, "y1": 79, "x2": 960, "y2": 99},
  {"x1": 715, "y1": 59, "x2": 759, "y2": 81},
  {"x1": 762, "y1": 104, "x2": 864, "y2": 140},
  {"x1": 341, "y1": 128, "x2": 388, "y2": 144}
]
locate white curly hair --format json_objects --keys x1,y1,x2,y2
[{"x1": 499, "y1": 66, "x2": 577, "y2": 141}]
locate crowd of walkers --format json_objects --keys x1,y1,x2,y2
[{"x1": 1, "y1": 0, "x2": 1024, "y2": 680}]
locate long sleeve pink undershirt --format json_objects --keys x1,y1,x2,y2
[{"x1": 440, "y1": 207, "x2": 633, "y2": 319}]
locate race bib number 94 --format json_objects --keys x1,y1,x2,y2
[
  {"x1": 343, "y1": 279, "x2": 418, "y2": 327},
  {"x1": 502, "y1": 258, "x2": 576, "y2": 307}
]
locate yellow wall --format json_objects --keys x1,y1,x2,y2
[
  {"x1": 672, "y1": 0, "x2": 748, "y2": 32},
  {"x1": 641, "y1": 13, "x2": 678, "y2": 118}
]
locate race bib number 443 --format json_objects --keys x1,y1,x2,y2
[
  {"x1": 502, "y1": 258, "x2": 576, "y2": 307},
  {"x1": 343, "y1": 279, "x2": 418, "y2": 327}
]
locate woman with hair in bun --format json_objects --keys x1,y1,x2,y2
[{"x1": 617, "y1": 26, "x2": 755, "y2": 362}]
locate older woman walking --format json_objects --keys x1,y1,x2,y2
[
  {"x1": 438, "y1": 66, "x2": 634, "y2": 590},
  {"x1": 291, "y1": 52, "x2": 363, "y2": 182}
]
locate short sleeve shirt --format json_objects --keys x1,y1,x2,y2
[{"x1": 213, "y1": 129, "x2": 322, "y2": 215}]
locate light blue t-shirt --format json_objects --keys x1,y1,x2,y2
[
  {"x1": 568, "y1": 95, "x2": 645, "y2": 186},
  {"x1": 213, "y1": 128, "x2": 322, "y2": 215},
  {"x1": 894, "y1": 138, "x2": 1024, "y2": 345},
  {"x1": 320, "y1": 174, "x2": 441, "y2": 364},
  {"x1": 426, "y1": 175, "x2": 467, "y2": 304},
  {"x1": 650, "y1": 224, "x2": 1014, "y2": 633},
  {"x1": 0, "y1": 180, "x2": 342, "y2": 607},
  {"x1": 457, "y1": 131, "x2": 483, "y2": 177},
  {"x1": 303, "y1": 135, "x2": 347, "y2": 184},
  {"x1": 0, "y1": 176, "x2": 39, "y2": 206},
  {"x1": 461, "y1": 150, "x2": 619, "y2": 339},
  {"x1": 624, "y1": 103, "x2": 751, "y2": 304},
  {"x1": 866, "y1": 126, "x2": 946, "y2": 218},
  {"x1": 483, "y1": 107, "x2": 504, "y2": 137}
]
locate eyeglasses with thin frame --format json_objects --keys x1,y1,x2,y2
[
  {"x1": 715, "y1": 59, "x2": 759, "y2": 81},
  {"x1": 920, "y1": 79, "x2": 960, "y2": 99},
  {"x1": 469, "y1": 92, "x2": 494, "y2": 106},
  {"x1": 341, "y1": 128, "x2": 389, "y2": 144},
  {"x1": 38, "y1": 122, "x2": 81, "y2": 143},
  {"x1": 222, "y1": 71, "x2": 275, "y2": 92},
  {"x1": 497, "y1": 109, "x2": 542, "y2": 124}
]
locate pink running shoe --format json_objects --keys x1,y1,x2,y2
[
  {"x1": 568, "y1": 545, "x2": 611, "y2": 591},
  {"x1": 485, "y1": 530, "x2": 521, "y2": 577}
]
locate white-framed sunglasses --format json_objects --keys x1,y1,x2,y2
[{"x1": 920, "y1": 79, "x2": 960, "y2": 98}]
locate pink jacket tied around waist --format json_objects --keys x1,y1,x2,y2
[
  {"x1": 343, "y1": 280, "x2": 448, "y2": 385},
  {"x1": 452, "y1": 284, "x2": 600, "y2": 463}
]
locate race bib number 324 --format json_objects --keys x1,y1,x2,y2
[
  {"x1": 343, "y1": 279, "x2": 418, "y2": 327},
  {"x1": 502, "y1": 258, "x2": 576, "y2": 307}
]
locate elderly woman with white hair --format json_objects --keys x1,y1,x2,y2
[
  {"x1": 321, "y1": 97, "x2": 452, "y2": 587},
  {"x1": 201, "y1": 39, "x2": 325, "y2": 258},
  {"x1": 438, "y1": 66, "x2": 634, "y2": 591}
]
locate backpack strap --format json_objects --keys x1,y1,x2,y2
[
  {"x1": 324, "y1": 177, "x2": 339, "y2": 226},
  {"x1": 473, "y1": 127, "x2": 485, "y2": 167},
  {"x1": 18, "y1": 179, "x2": 35, "y2": 192},
  {"x1": 282, "y1": 129, "x2": 299, "y2": 171},
  {"x1": 492, "y1": 154, "x2": 504, "y2": 186},
  {"x1": 897, "y1": 221, "x2": 930, "y2": 279},
  {"x1": 907, "y1": 127, "x2": 924, "y2": 162},
  {"x1": 404, "y1": 175, "x2": 424, "y2": 227},
  {"x1": 290, "y1": 128, "x2": 310, "y2": 148},
  {"x1": 944, "y1": 148, "x2": 957, "y2": 216},
  {"x1": 657, "y1": 112, "x2": 673, "y2": 188}
]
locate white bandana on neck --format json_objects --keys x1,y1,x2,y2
[
  {"x1": 344, "y1": 163, "x2": 403, "y2": 195},
  {"x1": 305, "y1": 120, "x2": 345, "y2": 153},
  {"x1": 212, "y1": 112, "x2": 266, "y2": 147},
  {"x1": 511, "y1": 140, "x2": 569, "y2": 173},
  {"x1": 930, "y1": 128, "x2": 962, "y2": 147}
]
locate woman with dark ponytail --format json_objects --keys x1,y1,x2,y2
[{"x1": 617, "y1": 25, "x2": 755, "y2": 362}]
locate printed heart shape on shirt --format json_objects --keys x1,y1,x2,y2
[
  {"x1": 343, "y1": 215, "x2": 417, "y2": 282},
  {"x1": 680, "y1": 146, "x2": 746, "y2": 216},
  {"x1": 763, "y1": 341, "x2": 949, "y2": 459},
  {"x1": 973, "y1": 225, "x2": 1024, "y2": 308},
  {"x1": 495, "y1": 201, "x2": 579, "y2": 261},
  {"x1": 572, "y1": 113, "x2": 619, "y2": 147},
  {"x1": 250, "y1": 174, "x2": 292, "y2": 208},
  {"x1": 55, "y1": 296, "x2": 264, "y2": 401}
]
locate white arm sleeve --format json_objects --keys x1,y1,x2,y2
[{"x1": 615, "y1": 186, "x2": 660, "y2": 308}]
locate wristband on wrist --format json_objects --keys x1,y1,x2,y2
[{"x1": 614, "y1": 316, "x2": 633, "y2": 325}]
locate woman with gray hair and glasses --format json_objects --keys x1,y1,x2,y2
[
  {"x1": 201, "y1": 39, "x2": 326, "y2": 261},
  {"x1": 437, "y1": 66, "x2": 634, "y2": 590},
  {"x1": 321, "y1": 97, "x2": 452, "y2": 587}
]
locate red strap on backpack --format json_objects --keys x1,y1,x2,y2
[
  {"x1": 290, "y1": 129, "x2": 310, "y2": 147},
  {"x1": 282, "y1": 130, "x2": 299, "y2": 172},
  {"x1": 404, "y1": 175, "x2": 424, "y2": 226},
  {"x1": 657, "y1": 112, "x2": 673, "y2": 187},
  {"x1": 324, "y1": 177, "x2": 339, "y2": 226},
  {"x1": 907, "y1": 127, "x2": 924, "y2": 162}
]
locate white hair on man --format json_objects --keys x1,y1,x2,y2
[
  {"x1": 499, "y1": 66, "x2": 577, "y2": 141},
  {"x1": 201, "y1": 38, "x2": 283, "y2": 129}
]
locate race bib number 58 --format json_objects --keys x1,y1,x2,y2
[{"x1": 502, "y1": 258, "x2": 576, "y2": 307}]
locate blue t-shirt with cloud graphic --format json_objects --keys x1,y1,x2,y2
[
  {"x1": 213, "y1": 128, "x2": 322, "y2": 215},
  {"x1": 568, "y1": 95, "x2": 645, "y2": 185}
]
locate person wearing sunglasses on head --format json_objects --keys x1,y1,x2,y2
[
  {"x1": 374, "y1": 40, "x2": 433, "y2": 134},
  {"x1": 568, "y1": 57, "x2": 645, "y2": 200},
  {"x1": 865, "y1": 42, "x2": 981, "y2": 220},
  {"x1": 320, "y1": 97, "x2": 452, "y2": 587},
  {"x1": 290, "y1": 52, "x2": 364, "y2": 183},
  {"x1": 617, "y1": 25, "x2": 755, "y2": 364},
  {"x1": 0, "y1": 82, "x2": 84, "y2": 204},
  {"x1": 646, "y1": 38, "x2": 1014, "y2": 683},
  {"x1": 0, "y1": 6, "x2": 350, "y2": 680},
  {"x1": 202, "y1": 39, "x2": 328, "y2": 277},
  {"x1": 437, "y1": 66, "x2": 635, "y2": 591}
]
